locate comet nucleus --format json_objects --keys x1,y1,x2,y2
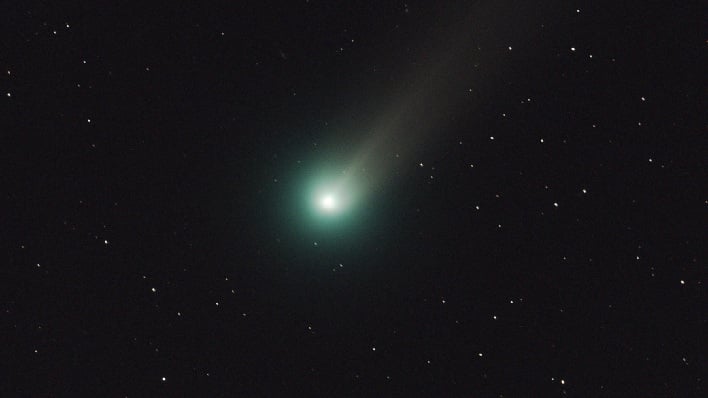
[{"x1": 318, "y1": 193, "x2": 338, "y2": 212}]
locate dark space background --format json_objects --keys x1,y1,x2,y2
[{"x1": 2, "y1": 1, "x2": 705, "y2": 397}]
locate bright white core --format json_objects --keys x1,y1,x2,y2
[{"x1": 319, "y1": 194, "x2": 337, "y2": 211}]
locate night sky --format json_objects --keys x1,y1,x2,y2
[{"x1": 3, "y1": 1, "x2": 705, "y2": 397}]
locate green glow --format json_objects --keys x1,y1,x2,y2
[
  {"x1": 271, "y1": 155, "x2": 379, "y2": 246},
  {"x1": 319, "y1": 194, "x2": 337, "y2": 211},
  {"x1": 269, "y1": 158, "x2": 365, "y2": 238},
  {"x1": 307, "y1": 171, "x2": 357, "y2": 221}
]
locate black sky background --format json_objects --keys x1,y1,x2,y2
[{"x1": 2, "y1": 1, "x2": 705, "y2": 397}]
